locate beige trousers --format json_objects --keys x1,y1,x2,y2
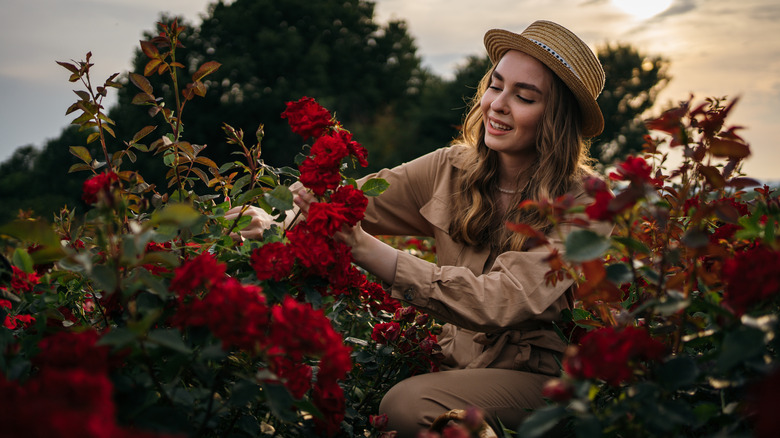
[{"x1": 378, "y1": 368, "x2": 551, "y2": 437}]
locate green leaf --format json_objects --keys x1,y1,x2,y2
[
  {"x1": 516, "y1": 405, "x2": 567, "y2": 438},
  {"x1": 613, "y1": 236, "x2": 651, "y2": 254},
  {"x1": 264, "y1": 185, "x2": 293, "y2": 211},
  {"x1": 656, "y1": 356, "x2": 700, "y2": 389},
  {"x1": 147, "y1": 329, "x2": 192, "y2": 353},
  {"x1": 0, "y1": 219, "x2": 65, "y2": 264},
  {"x1": 11, "y1": 248, "x2": 34, "y2": 274},
  {"x1": 91, "y1": 264, "x2": 118, "y2": 293},
  {"x1": 69, "y1": 146, "x2": 92, "y2": 163},
  {"x1": 97, "y1": 327, "x2": 137, "y2": 348},
  {"x1": 148, "y1": 204, "x2": 202, "y2": 228},
  {"x1": 606, "y1": 262, "x2": 633, "y2": 284},
  {"x1": 717, "y1": 326, "x2": 766, "y2": 372},
  {"x1": 262, "y1": 382, "x2": 299, "y2": 422},
  {"x1": 360, "y1": 178, "x2": 389, "y2": 197},
  {"x1": 565, "y1": 229, "x2": 610, "y2": 262},
  {"x1": 681, "y1": 228, "x2": 709, "y2": 249}
]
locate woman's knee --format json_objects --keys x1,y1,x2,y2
[{"x1": 378, "y1": 375, "x2": 444, "y2": 436}]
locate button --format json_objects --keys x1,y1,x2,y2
[{"x1": 403, "y1": 287, "x2": 415, "y2": 301}]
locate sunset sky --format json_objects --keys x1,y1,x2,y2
[{"x1": 2, "y1": 0, "x2": 778, "y2": 180}]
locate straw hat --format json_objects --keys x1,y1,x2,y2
[{"x1": 484, "y1": 20, "x2": 605, "y2": 137}]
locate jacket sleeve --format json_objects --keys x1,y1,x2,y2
[
  {"x1": 388, "y1": 219, "x2": 613, "y2": 333},
  {"x1": 358, "y1": 148, "x2": 451, "y2": 237}
]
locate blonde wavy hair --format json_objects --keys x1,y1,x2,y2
[{"x1": 449, "y1": 63, "x2": 593, "y2": 252}]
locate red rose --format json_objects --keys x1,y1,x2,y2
[
  {"x1": 563, "y1": 326, "x2": 666, "y2": 386},
  {"x1": 372, "y1": 322, "x2": 401, "y2": 344},
  {"x1": 35, "y1": 330, "x2": 111, "y2": 373},
  {"x1": 82, "y1": 171, "x2": 119, "y2": 204},
  {"x1": 269, "y1": 354, "x2": 313, "y2": 399},
  {"x1": 585, "y1": 190, "x2": 617, "y2": 221},
  {"x1": 310, "y1": 132, "x2": 349, "y2": 168},
  {"x1": 298, "y1": 157, "x2": 342, "y2": 196},
  {"x1": 330, "y1": 184, "x2": 368, "y2": 225},
  {"x1": 312, "y1": 380, "x2": 346, "y2": 437},
  {"x1": 609, "y1": 156, "x2": 661, "y2": 186},
  {"x1": 281, "y1": 96, "x2": 334, "y2": 139},
  {"x1": 335, "y1": 129, "x2": 368, "y2": 167},
  {"x1": 250, "y1": 241, "x2": 295, "y2": 281},
  {"x1": 8, "y1": 266, "x2": 41, "y2": 294},
  {"x1": 169, "y1": 253, "x2": 226, "y2": 299},
  {"x1": 541, "y1": 378, "x2": 574, "y2": 402},
  {"x1": 722, "y1": 245, "x2": 780, "y2": 315},
  {"x1": 370, "y1": 414, "x2": 389, "y2": 431}
]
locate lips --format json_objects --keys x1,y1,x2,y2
[
  {"x1": 490, "y1": 119, "x2": 511, "y2": 131},
  {"x1": 486, "y1": 117, "x2": 512, "y2": 134}
]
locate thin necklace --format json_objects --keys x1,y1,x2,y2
[{"x1": 497, "y1": 186, "x2": 518, "y2": 194}]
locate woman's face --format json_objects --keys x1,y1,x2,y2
[{"x1": 480, "y1": 50, "x2": 552, "y2": 159}]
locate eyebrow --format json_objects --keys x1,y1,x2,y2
[{"x1": 492, "y1": 71, "x2": 543, "y2": 94}]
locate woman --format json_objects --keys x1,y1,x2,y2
[{"x1": 236, "y1": 20, "x2": 610, "y2": 436}]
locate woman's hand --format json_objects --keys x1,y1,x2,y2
[{"x1": 224, "y1": 205, "x2": 276, "y2": 240}]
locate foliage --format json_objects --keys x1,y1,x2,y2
[
  {"x1": 0, "y1": 24, "x2": 442, "y2": 438},
  {"x1": 593, "y1": 43, "x2": 670, "y2": 165},
  {"x1": 514, "y1": 96, "x2": 779, "y2": 438}
]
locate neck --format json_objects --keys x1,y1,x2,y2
[{"x1": 496, "y1": 150, "x2": 537, "y2": 189}]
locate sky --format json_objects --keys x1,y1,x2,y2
[{"x1": 1, "y1": 0, "x2": 778, "y2": 180}]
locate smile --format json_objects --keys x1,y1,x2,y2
[{"x1": 489, "y1": 119, "x2": 511, "y2": 131}]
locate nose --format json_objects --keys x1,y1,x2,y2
[{"x1": 490, "y1": 90, "x2": 509, "y2": 114}]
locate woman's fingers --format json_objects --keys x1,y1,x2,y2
[
  {"x1": 223, "y1": 205, "x2": 276, "y2": 240},
  {"x1": 293, "y1": 188, "x2": 315, "y2": 216}
]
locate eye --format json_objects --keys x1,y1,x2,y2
[
  {"x1": 488, "y1": 85, "x2": 502, "y2": 92},
  {"x1": 517, "y1": 95, "x2": 535, "y2": 104}
]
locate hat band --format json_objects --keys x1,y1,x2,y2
[{"x1": 528, "y1": 39, "x2": 578, "y2": 79}]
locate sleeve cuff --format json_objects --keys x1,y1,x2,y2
[{"x1": 388, "y1": 250, "x2": 433, "y2": 306}]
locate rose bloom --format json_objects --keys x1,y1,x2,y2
[
  {"x1": 722, "y1": 245, "x2": 780, "y2": 315},
  {"x1": 312, "y1": 380, "x2": 346, "y2": 437},
  {"x1": 169, "y1": 252, "x2": 226, "y2": 299},
  {"x1": 250, "y1": 241, "x2": 295, "y2": 281},
  {"x1": 82, "y1": 171, "x2": 119, "y2": 204},
  {"x1": 298, "y1": 157, "x2": 342, "y2": 196},
  {"x1": 7, "y1": 266, "x2": 41, "y2": 294},
  {"x1": 609, "y1": 156, "x2": 661, "y2": 186},
  {"x1": 335, "y1": 129, "x2": 369, "y2": 168},
  {"x1": 372, "y1": 322, "x2": 401, "y2": 344},
  {"x1": 585, "y1": 190, "x2": 617, "y2": 221},
  {"x1": 281, "y1": 96, "x2": 333, "y2": 139},
  {"x1": 563, "y1": 325, "x2": 666, "y2": 386},
  {"x1": 310, "y1": 133, "x2": 349, "y2": 168}
]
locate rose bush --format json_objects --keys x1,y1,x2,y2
[
  {"x1": 514, "y1": 97, "x2": 780, "y2": 438},
  {"x1": 0, "y1": 21, "x2": 440, "y2": 438}
]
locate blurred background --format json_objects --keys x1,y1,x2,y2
[{"x1": 1, "y1": 0, "x2": 777, "y2": 222}]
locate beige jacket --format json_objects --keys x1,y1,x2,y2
[{"x1": 360, "y1": 145, "x2": 609, "y2": 375}]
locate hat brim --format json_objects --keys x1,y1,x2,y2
[{"x1": 484, "y1": 29, "x2": 604, "y2": 137}]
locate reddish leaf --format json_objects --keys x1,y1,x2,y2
[
  {"x1": 709, "y1": 138, "x2": 750, "y2": 159},
  {"x1": 144, "y1": 59, "x2": 163, "y2": 77},
  {"x1": 192, "y1": 61, "x2": 222, "y2": 82},
  {"x1": 56, "y1": 60, "x2": 79, "y2": 74},
  {"x1": 131, "y1": 93, "x2": 155, "y2": 105},
  {"x1": 132, "y1": 126, "x2": 157, "y2": 144},
  {"x1": 130, "y1": 73, "x2": 154, "y2": 95},
  {"x1": 140, "y1": 40, "x2": 159, "y2": 58},
  {"x1": 727, "y1": 177, "x2": 761, "y2": 189},
  {"x1": 698, "y1": 165, "x2": 726, "y2": 189}
]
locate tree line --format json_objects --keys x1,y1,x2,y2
[{"x1": 0, "y1": 0, "x2": 668, "y2": 224}]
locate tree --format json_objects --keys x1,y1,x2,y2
[
  {"x1": 592, "y1": 43, "x2": 669, "y2": 165},
  {"x1": 111, "y1": 0, "x2": 424, "y2": 173}
]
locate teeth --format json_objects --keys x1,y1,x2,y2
[{"x1": 490, "y1": 120, "x2": 511, "y2": 131}]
